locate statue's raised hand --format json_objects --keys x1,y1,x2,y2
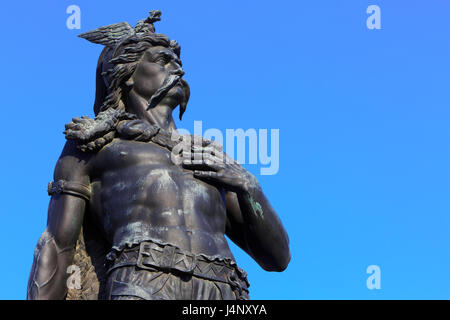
[{"x1": 182, "y1": 142, "x2": 259, "y2": 194}]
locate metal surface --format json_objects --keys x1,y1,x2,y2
[{"x1": 27, "y1": 10, "x2": 290, "y2": 300}]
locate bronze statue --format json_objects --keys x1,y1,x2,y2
[{"x1": 27, "y1": 10, "x2": 290, "y2": 300}]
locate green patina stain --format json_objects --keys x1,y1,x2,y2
[{"x1": 247, "y1": 194, "x2": 264, "y2": 218}]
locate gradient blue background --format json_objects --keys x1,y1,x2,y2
[{"x1": 1, "y1": 0, "x2": 449, "y2": 299}]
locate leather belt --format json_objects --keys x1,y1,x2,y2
[
  {"x1": 106, "y1": 241, "x2": 249, "y2": 293},
  {"x1": 137, "y1": 241, "x2": 197, "y2": 274}
]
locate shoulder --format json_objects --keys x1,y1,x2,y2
[{"x1": 54, "y1": 140, "x2": 93, "y2": 182}]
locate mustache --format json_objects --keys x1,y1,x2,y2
[
  {"x1": 146, "y1": 74, "x2": 182, "y2": 111},
  {"x1": 178, "y1": 78, "x2": 190, "y2": 120}
]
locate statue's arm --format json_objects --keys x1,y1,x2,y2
[
  {"x1": 27, "y1": 141, "x2": 90, "y2": 300},
  {"x1": 183, "y1": 145, "x2": 290, "y2": 271},
  {"x1": 225, "y1": 184, "x2": 291, "y2": 272}
]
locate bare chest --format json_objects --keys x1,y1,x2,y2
[{"x1": 89, "y1": 139, "x2": 225, "y2": 213}]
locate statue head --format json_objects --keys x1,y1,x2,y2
[
  {"x1": 80, "y1": 10, "x2": 190, "y2": 121},
  {"x1": 64, "y1": 11, "x2": 191, "y2": 152}
]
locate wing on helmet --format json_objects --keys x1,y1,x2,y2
[{"x1": 78, "y1": 22, "x2": 134, "y2": 46}]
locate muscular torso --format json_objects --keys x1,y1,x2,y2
[{"x1": 87, "y1": 138, "x2": 234, "y2": 260}]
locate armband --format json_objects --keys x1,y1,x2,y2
[{"x1": 47, "y1": 179, "x2": 91, "y2": 201}]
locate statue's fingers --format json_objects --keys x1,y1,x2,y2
[
  {"x1": 188, "y1": 152, "x2": 215, "y2": 164},
  {"x1": 209, "y1": 140, "x2": 223, "y2": 152},
  {"x1": 191, "y1": 145, "x2": 205, "y2": 153},
  {"x1": 181, "y1": 150, "x2": 192, "y2": 159},
  {"x1": 64, "y1": 130, "x2": 83, "y2": 140},
  {"x1": 211, "y1": 152, "x2": 225, "y2": 163},
  {"x1": 191, "y1": 153, "x2": 226, "y2": 168},
  {"x1": 193, "y1": 170, "x2": 219, "y2": 180},
  {"x1": 182, "y1": 159, "x2": 221, "y2": 171},
  {"x1": 71, "y1": 117, "x2": 92, "y2": 125},
  {"x1": 191, "y1": 144, "x2": 221, "y2": 156},
  {"x1": 204, "y1": 143, "x2": 223, "y2": 154},
  {"x1": 65, "y1": 122, "x2": 77, "y2": 130},
  {"x1": 182, "y1": 159, "x2": 200, "y2": 166},
  {"x1": 201, "y1": 138, "x2": 213, "y2": 147}
]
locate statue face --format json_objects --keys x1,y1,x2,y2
[{"x1": 130, "y1": 45, "x2": 186, "y2": 109}]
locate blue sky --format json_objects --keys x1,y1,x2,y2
[{"x1": 0, "y1": 0, "x2": 449, "y2": 299}]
